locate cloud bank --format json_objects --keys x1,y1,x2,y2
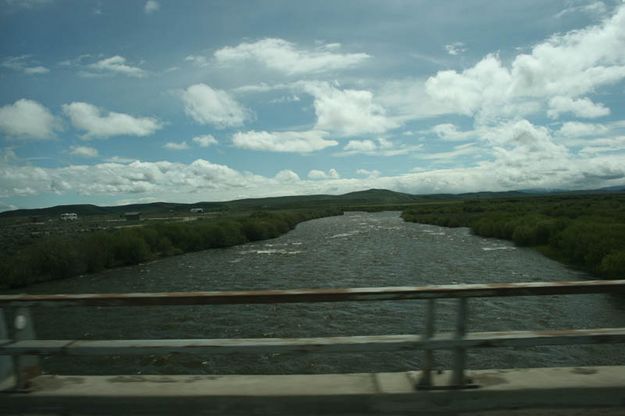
[{"x1": 215, "y1": 38, "x2": 370, "y2": 75}]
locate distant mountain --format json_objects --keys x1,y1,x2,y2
[
  {"x1": 0, "y1": 204, "x2": 110, "y2": 218},
  {"x1": 0, "y1": 189, "x2": 421, "y2": 219},
  {"x1": 516, "y1": 186, "x2": 625, "y2": 195},
  {"x1": 213, "y1": 188, "x2": 422, "y2": 210},
  {"x1": 339, "y1": 188, "x2": 419, "y2": 203},
  {"x1": 1, "y1": 187, "x2": 623, "y2": 219},
  {"x1": 597, "y1": 185, "x2": 625, "y2": 192}
]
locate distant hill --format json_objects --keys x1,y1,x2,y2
[
  {"x1": 0, "y1": 188, "x2": 418, "y2": 219},
  {"x1": 224, "y1": 188, "x2": 422, "y2": 210},
  {"x1": 1, "y1": 187, "x2": 623, "y2": 219},
  {"x1": 0, "y1": 204, "x2": 110, "y2": 218}
]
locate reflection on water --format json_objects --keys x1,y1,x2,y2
[{"x1": 13, "y1": 211, "x2": 625, "y2": 375}]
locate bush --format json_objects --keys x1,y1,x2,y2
[
  {"x1": 0, "y1": 208, "x2": 343, "y2": 288},
  {"x1": 599, "y1": 250, "x2": 625, "y2": 278},
  {"x1": 81, "y1": 232, "x2": 115, "y2": 272},
  {"x1": 555, "y1": 223, "x2": 625, "y2": 270},
  {"x1": 111, "y1": 231, "x2": 152, "y2": 266},
  {"x1": 401, "y1": 194, "x2": 625, "y2": 279}
]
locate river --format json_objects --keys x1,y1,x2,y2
[{"x1": 16, "y1": 211, "x2": 625, "y2": 375}]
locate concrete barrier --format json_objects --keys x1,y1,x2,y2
[{"x1": 1, "y1": 366, "x2": 624, "y2": 415}]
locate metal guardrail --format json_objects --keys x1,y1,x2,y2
[{"x1": 1, "y1": 279, "x2": 625, "y2": 392}]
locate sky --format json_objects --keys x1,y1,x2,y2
[{"x1": 1, "y1": 0, "x2": 625, "y2": 211}]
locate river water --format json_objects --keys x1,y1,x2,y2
[{"x1": 18, "y1": 212, "x2": 625, "y2": 375}]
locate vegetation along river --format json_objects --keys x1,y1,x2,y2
[{"x1": 19, "y1": 211, "x2": 625, "y2": 375}]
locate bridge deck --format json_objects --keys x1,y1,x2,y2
[
  {"x1": 3, "y1": 281, "x2": 625, "y2": 413},
  {"x1": 3, "y1": 327, "x2": 625, "y2": 355},
  {"x1": 1, "y1": 366, "x2": 624, "y2": 415}
]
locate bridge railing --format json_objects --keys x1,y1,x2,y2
[{"x1": 1, "y1": 279, "x2": 625, "y2": 391}]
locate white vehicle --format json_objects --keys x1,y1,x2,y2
[
  {"x1": 190, "y1": 208, "x2": 204, "y2": 214},
  {"x1": 60, "y1": 212, "x2": 78, "y2": 221}
]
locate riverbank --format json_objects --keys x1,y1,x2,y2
[
  {"x1": 11, "y1": 212, "x2": 625, "y2": 375},
  {"x1": 401, "y1": 193, "x2": 625, "y2": 279},
  {"x1": 0, "y1": 208, "x2": 343, "y2": 289}
]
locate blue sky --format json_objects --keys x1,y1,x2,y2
[{"x1": 1, "y1": 0, "x2": 625, "y2": 210}]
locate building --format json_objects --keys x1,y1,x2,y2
[{"x1": 123, "y1": 212, "x2": 141, "y2": 221}]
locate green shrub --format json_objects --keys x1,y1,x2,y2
[
  {"x1": 555, "y1": 223, "x2": 625, "y2": 270},
  {"x1": 599, "y1": 250, "x2": 625, "y2": 278},
  {"x1": 1, "y1": 208, "x2": 343, "y2": 288},
  {"x1": 111, "y1": 231, "x2": 152, "y2": 266},
  {"x1": 81, "y1": 232, "x2": 115, "y2": 272},
  {"x1": 401, "y1": 194, "x2": 625, "y2": 279}
]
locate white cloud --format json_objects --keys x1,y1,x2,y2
[
  {"x1": 62, "y1": 102, "x2": 162, "y2": 139},
  {"x1": 307, "y1": 170, "x2": 326, "y2": 180},
  {"x1": 344, "y1": 140, "x2": 378, "y2": 153},
  {"x1": 58, "y1": 54, "x2": 91, "y2": 67},
  {"x1": 555, "y1": 1, "x2": 608, "y2": 19},
  {"x1": 319, "y1": 42, "x2": 342, "y2": 50},
  {"x1": 234, "y1": 82, "x2": 292, "y2": 94},
  {"x1": 0, "y1": 159, "x2": 270, "y2": 198},
  {"x1": 0, "y1": 99, "x2": 58, "y2": 139},
  {"x1": 579, "y1": 136, "x2": 625, "y2": 156},
  {"x1": 480, "y1": 121, "x2": 572, "y2": 183},
  {"x1": 105, "y1": 156, "x2": 137, "y2": 164},
  {"x1": 164, "y1": 141, "x2": 190, "y2": 150},
  {"x1": 547, "y1": 96, "x2": 610, "y2": 119},
  {"x1": 425, "y1": 54, "x2": 516, "y2": 118},
  {"x1": 425, "y1": 5, "x2": 625, "y2": 122},
  {"x1": 3, "y1": 130, "x2": 625, "y2": 206},
  {"x1": 4, "y1": 0, "x2": 53, "y2": 8},
  {"x1": 1, "y1": 56, "x2": 49, "y2": 75},
  {"x1": 86, "y1": 56, "x2": 146, "y2": 78},
  {"x1": 184, "y1": 55, "x2": 209, "y2": 67},
  {"x1": 557, "y1": 121, "x2": 610, "y2": 137},
  {"x1": 274, "y1": 170, "x2": 300, "y2": 183},
  {"x1": 356, "y1": 169, "x2": 381, "y2": 178},
  {"x1": 376, "y1": 79, "x2": 450, "y2": 121},
  {"x1": 268, "y1": 95, "x2": 301, "y2": 104},
  {"x1": 144, "y1": 0, "x2": 159, "y2": 14},
  {"x1": 303, "y1": 82, "x2": 398, "y2": 137},
  {"x1": 192, "y1": 134, "x2": 218, "y2": 147},
  {"x1": 181, "y1": 83, "x2": 250, "y2": 128},
  {"x1": 308, "y1": 169, "x2": 340, "y2": 180},
  {"x1": 431, "y1": 123, "x2": 476, "y2": 141},
  {"x1": 232, "y1": 130, "x2": 337, "y2": 153},
  {"x1": 69, "y1": 145, "x2": 98, "y2": 158},
  {"x1": 214, "y1": 38, "x2": 370, "y2": 75},
  {"x1": 420, "y1": 143, "x2": 480, "y2": 162},
  {"x1": 24, "y1": 66, "x2": 48, "y2": 74},
  {"x1": 445, "y1": 42, "x2": 466, "y2": 56},
  {"x1": 337, "y1": 138, "x2": 422, "y2": 157}
]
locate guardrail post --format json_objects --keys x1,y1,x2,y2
[
  {"x1": 0, "y1": 308, "x2": 14, "y2": 391},
  {"x1": 451, "y1": 298, "x2": 467, "y2": 387},
  {"x1": 417, "y1": 299, "x2": 436, "y2": 389},
  {"x1": 8, "y1": 307, "x2": 40, "y2": 391}
]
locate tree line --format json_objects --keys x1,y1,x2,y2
[
  {"x1": 0, "y1": 209, "x2": 342, "y2": 288},
  {"x1": 401, "y1": 194, "x2": 625, "y2": 279}
]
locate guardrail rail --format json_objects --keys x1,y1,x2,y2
[{"x1": 1, "y1": 279, "x2": 625, "y2": 393}]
